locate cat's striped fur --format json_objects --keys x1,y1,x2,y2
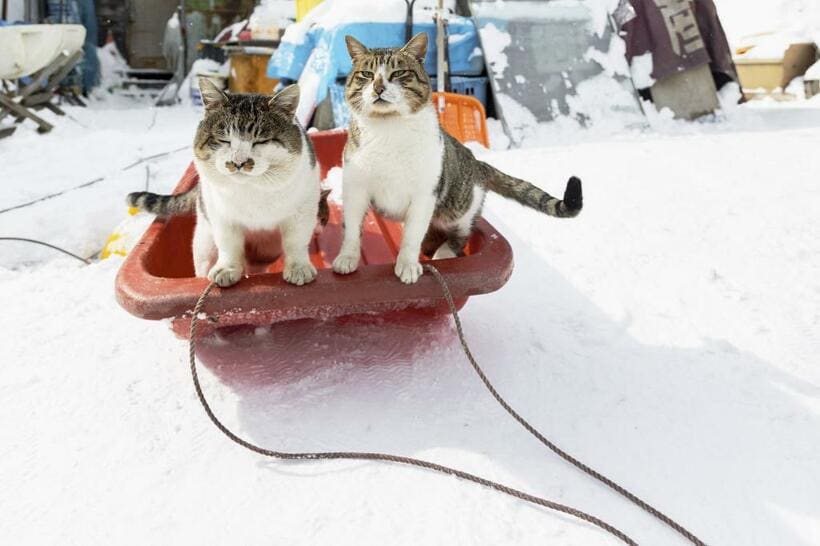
[
  {"x1": 332, "y1": 33, "x2": 582, "y2": 284},
  {"x1": 126, "y1": 185, "x2": 200, "y2": 216}
]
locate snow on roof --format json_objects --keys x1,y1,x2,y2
[{"x1": 282, "y1": 0, "x2": 457, "y2": 45}]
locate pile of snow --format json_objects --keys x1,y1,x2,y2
[
  {"x1": 96, "y1": 42, "x2": 129, "y2": 92},
  {"x1": 714, "y1": 0, "x2": 820, "y2": 49},
  {"x1": 250, "y1": 0, "x2": 296, "y2": 39},
  {"x1": 736, "y1": 32, "x2": 815, "y2": 60},
  {"x1": 806, "y1": 60, "x2": 820, "y2": 81}
]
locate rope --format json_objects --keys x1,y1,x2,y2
[
  {"x1": 423, "y1": 265, "x2": 707, "y2": 546},
  {"x1": 0, "y1": 237, "x2": 91, "y2": 264},
  {"x1": 189, "y1": 279, "x2": 637, "y2": 545},
  {"x1": 187, "y1": 264, "x2": 709, "y2": 545}
]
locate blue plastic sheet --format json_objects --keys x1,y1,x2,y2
[{"x1": 269, "y1": 18, "x2": 483, "y2": 106}]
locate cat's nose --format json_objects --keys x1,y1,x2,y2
[
  {"x1": 373, "y1": 78, "x2": 385, "y2": 96},
  {"x1": 226, "y1": 159, "x2": 249, "y2": 172}
]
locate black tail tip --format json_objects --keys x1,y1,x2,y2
[{"x1": 563, "y1": 176, "x2": 583, "y2": 211}]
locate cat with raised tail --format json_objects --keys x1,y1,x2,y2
[
  {"x1": 332, "y1": 33, "x2": 583, "y2": 284},
  {"x1": 127, "y1": 79, "x2": 320, "y2": 287}
]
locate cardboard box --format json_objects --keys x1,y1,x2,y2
[
  {"x1": 735, "y1": 42, "x2": 818, "y2": 91},
  {"x1": 228, "y1": 52, "x2": 278, "y2": 95}
]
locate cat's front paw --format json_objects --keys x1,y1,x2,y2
[
  {"x1": 395, "y1": 257, "x2": 423, "y2": 284},
  {"x1": 332, "y1": 253, "x2": 359, "y2": 275},
  {"x1": 207, "y1": 263, "x2": 243, "y2": 287},
  {"x1": 283, "y1": 261, "x2": 317, "y2": 286}
]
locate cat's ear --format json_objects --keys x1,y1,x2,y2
[
  {"x1": 345, "y1": 35, "x2": 369, "y2": 60},
  {"x1": 269, "y1": 84, "x2": 300, "y2": 116},
  {"x1": 199, "y1": 77, "x2": 227, "y2": 109},
  {"x1": 400, "y1": 32, "x2": 428, "y2": 62}
]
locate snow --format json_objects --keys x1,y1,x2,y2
[
  {"x1": 249, "y1": 0, "x2": 296, "y2": 38},
  {"x1": 478, "y1": 23, "x2": 511, "y2": 77},
  {"x1": 96, "y1": 43, "x2": 130, "y2": 93},
  {"x1": 2, "y1": 6, "x2": 820, "y2": 544},
  {"x1": 806, "y1": 60, "x2": 820, "y2": 81},
  {"x1": 281, "y1": 0, "x2": 456, "y2": 46},
  {"x1": 0, "y1": 99, "x2": 198, "y2": 266},
  {"x1": 629, "y1": 52, "x2": 655, "y2": 90},
  {"x1": 714, "y1": 0, "x2": 820, "y2": 49}
]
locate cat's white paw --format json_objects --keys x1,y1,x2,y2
[
  {"x1": 207, "y1": 263, "x2": 243, "y2": 287},
  {"x1": 395, "y1": 258, "x2": 423, "y2": 284},
  {"x1": 333, "y1": 253, "x2": 359, "y2": 275},
  {"x1": 283, "y1": 261, "x2": 317, "y2": 286},
  {"x1": 194, "y1": 260, "x2": 211, "y2": 278}
]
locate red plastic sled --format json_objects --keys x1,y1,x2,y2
[{"x1": 115, "y1": 130, "x2": 513, "y2": 339}]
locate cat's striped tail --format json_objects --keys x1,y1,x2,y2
[
  {"x1": 482, "y1": 163, "x2": 582, "y2": 218},
  {"x1": 126, "y1": 186, "x2": 199, "y2": 216}
]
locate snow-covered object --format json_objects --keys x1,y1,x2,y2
[
  {"x1": 714, "y1": 0, "x2": 820, "y2": 50},
  {"x1": 475, "y1": 0, "x2": 641, "y2": 145},
  {"x1": 215, "y1": 20, "x2": 248, "y2": 43},
  {"x1": 182, "y1": 59, "x2": 229, "y2": 107},
  {"x1": 100, "y1": 213, "x2": 154, "y2": 259},
  {"x1": 249, "y1": 0, "x2": 295, "y2": 40},
  {"x1": 190, "y1": 58, "x2": 229, "y2": 78},
  {"x1": 738, "y1": 32, "x2": 809, "y2": 60},
  {"x1": 96, "y1": 41, "x2": 129, "y2": 91},
  {"x1": 282, "y1": 0, "x2": 456, "y2": 44},
  {"x1": 163, "y1": 12, "x2": 183, "y2": 77},
  {"x1": 269, "y1": 8, "x2": 481, "y2": 125}
]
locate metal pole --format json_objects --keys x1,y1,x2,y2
[
  {"x1": 435, "y1": 0, "x2": 446, "y2": 112},
  {"x1": 403, "y1": 0, "x2": 417, "y2": 43}
]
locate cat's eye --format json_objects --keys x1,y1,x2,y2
[
  {"x1": 390, "y1": 70, "x2": 410, "y2": 79},
  {"x1": 216, "y1": 138, "x2": 230, "y2": 145},
  {"x1": 358, "y1": 71, "x2": 374, "y2": 79},
  {"x1": 254, "y1": 138, "x2": 277, "y2": 146}
]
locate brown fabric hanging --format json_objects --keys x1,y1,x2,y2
[{"x1": 622, "y1": 0, "x2": 736, "y2": 86}]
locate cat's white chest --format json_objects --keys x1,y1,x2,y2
[
  {"x1": 347, "y1": 109, "x2": 442, "y2": 219},
  {"x1": 196, "y1": 157, "x2": 315, "y2": 230}
]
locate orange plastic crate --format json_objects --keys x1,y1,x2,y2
[{"x1": 432, "y1": 91, "x2": 490, "y2": 148}]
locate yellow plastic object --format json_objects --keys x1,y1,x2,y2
[
  {"x1": 296, "y1": 0, "x2": 324, "y2": 21},
  {"x1": 101, "y1": 209, "x2": 151, "y2": 259},
  {"x1": 100, "y1": 232, "x2": 126, "y2": 259}
]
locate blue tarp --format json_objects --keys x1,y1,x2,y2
[{"x1": 268, "y1": 18, "x2": 483, "y2": 106}]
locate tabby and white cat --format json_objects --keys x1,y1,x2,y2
[
  {"x1": 127, "y1": 79, "x2": 320, "y2": 287},
  {"x1": 333, "y1": 33, "x2": 583, "y2": 284}
]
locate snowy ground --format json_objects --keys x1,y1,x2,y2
[{"x1": 2, "y1": 93, "x2": 820, "y2": 546}]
